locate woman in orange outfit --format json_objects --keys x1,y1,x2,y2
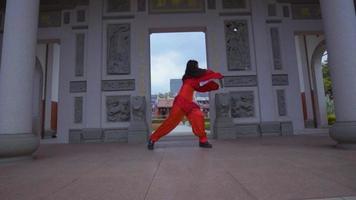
[{"x1": 148, "y1": 60, "x2": 223, "y2": 150}]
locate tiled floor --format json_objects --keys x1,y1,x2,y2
[
  {"x1": 310, "y1": 196, "x2": 356, "y2": 200},
  {"x1": 0, "y1": 135, "x2": 355, "y2": 200}
]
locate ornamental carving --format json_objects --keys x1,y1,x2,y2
[
  {"x1": 77, "y1": 10, "x2": 86, "y2": 22},
  {"x1": 75, "y1": 33, "x2": 85, "y2": 77},
  {"x1": 63, "y1": 12, "x2": 70, "y2": 24},
  {"x1": 0, "y1": 12, "x2": 3, "y2": 30},
  {"x1": 107, "y1": 0, "x2": 131, "y2": 12},
  {"x1": 223, "y1": 76, "x2": 257, "y2": 87},
  {"x1": 272, "y1": 74, "x2": 289, "y2": 86},
  {"x1": 230, "y1": 91, "x2": 255, "y2": 118},
  {"x1": 277, "y1": 89, "x2": 287, "y2": 116},
  {"x1": 149, "y1": 0, "x2": 205, "y2": 13},
  {"x1": 39, "y1": 11, "x2": 62, "y2": 28},
  {"x1": 106, "y1": 95, "x2": 131, "y2": 122},
  {"x1": 291, "y1": 4, "x2": 321, "y2": 20},
  {"x1": 207, "y1": 0, "x2": 216, "y2": 9},
  {"x1": 102, "y1": 79, "x2": 135, "y2": 91},
  {"x1": 268, "y1": 4, "x2": 277, "y2": 17},
  {"x1": 225, "y1": 20, "x2": 251, "y2": 71},
  {"x1": 138, "y1": 0, "x2": 146, "y2": 11},
  {"x1": 107, "y1": 24, "x2": 131, "y2": 75},
  {"x1": 131, "y1": 96, "x2": 146, "y2": 121},
  {"x1": 74, "y1": 97, "x2": 83, "y2": 123},
  {"x1": 70, "y1": 81, "x2": 87, "y2": 93},
  {"x1": 215, "y1": 93, "x2": 231, "y2": 118},
  {"x1": 271, "y1": 27, "x2": 282, "y2": 70},
  {"x1": 222, "y1": 0, "x2": 246, "y2": 9}
]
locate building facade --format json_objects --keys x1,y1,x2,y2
[{"x1": 1, "y1": 0, "x2": 356, "y2": 159}]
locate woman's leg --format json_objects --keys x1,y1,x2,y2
[
  {"x1": 186, "y1": 108, "x2": 208, "y2": 143},
  {"x1": 150, "y1": 105, "x2": 185, "y2": 142}
]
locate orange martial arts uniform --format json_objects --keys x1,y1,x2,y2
[{"x1": 150, "y1": 70, "x2": 223, "y2": 143}]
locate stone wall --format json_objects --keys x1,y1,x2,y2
[{"x1": 34, "y1": 0, "x2": 324, "y2": 143}]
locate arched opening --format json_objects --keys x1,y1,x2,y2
[
  {"x1": 35, "y1": 42, "x2": 61, "y2": 139},
  {"x1": 149, "y1": 30, "x2": 209, "y2": 140},
  {"x1": 295, "y1": 34, "x2": 334, "y2": 131},
  {"x1": 310, "y1": 41, "x2": 335, "y2": 128}
]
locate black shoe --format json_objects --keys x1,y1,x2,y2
[
  {"x1": 199, "y1": 141, "x2": 213, "y2": 148},
  {"x1": 147, "y1": 140, "x2": 155, "y2": 150}
]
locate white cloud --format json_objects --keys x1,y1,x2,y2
[
  {"x1": 150, "y1": 51, "x2": 185, "y2": 94},
  {"x1": 150, "y1": 32, "x2": 208, "y2": 95}
]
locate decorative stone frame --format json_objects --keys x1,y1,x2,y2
[
  {"x1": 224, "y1": 87, "x2": 260, "y2": 124},
  {"x1": 0, "y1": 11, "x2": 4, "y2": 31},
  {"x1": 101, "y1": 92, "x2": 132, "y2": 128},
  {"x1": 148, "y1": 0, "x2": 206, "y2": 14},
  {"x1": 103, "y1": 0, "x2": 134, "y2": 17},
  {"x1": 70, "y1": 95, "x2": 86, "y2": 129},
  {"x1": 222, "y1": 16, "x2": 257, "y2": 76},
  {"x1": 274, "y1": 87, "x2": 288, "y2": 119},
  {"x1": 71, "y1": 30, "x2": 88, "y2": 80},
  {"x1": 266, "y1": 24, "x2": 288, "y2": 74},
  {"x1": 218, "y1": 0, "x2": 250, "y2": 13},
  {"x1": 102, "y1": 20, "x2": 133, "y2": 80}
]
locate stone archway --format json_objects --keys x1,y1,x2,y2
[{"x1": 310, "y1": 40, "x2": 329, "y2": 128}]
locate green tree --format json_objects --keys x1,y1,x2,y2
[{"x1": 322, "y1": 64, "x2": 333, "y2": 97}]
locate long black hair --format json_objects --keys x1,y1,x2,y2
[{"x1": 182, "y1": 60, "x2": 206, "y2": 80}]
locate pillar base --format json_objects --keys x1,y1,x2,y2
[
  {"x1": 0, "y1": 133, "x2": 40, "y2": 160},
  {"x1": 330, "y1": 121, "x2": 356, "y2": 150}
]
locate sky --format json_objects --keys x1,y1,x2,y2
[{"x1": 150, "y1": 32, "x2": 207, "y2": 95}]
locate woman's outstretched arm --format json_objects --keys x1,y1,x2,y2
[
  {"x1": 194, "y1": 81, "x2": 219, "y2": 92},
  {"x1": 197, "y1": 69, "x2": 223, "y2": 82}
]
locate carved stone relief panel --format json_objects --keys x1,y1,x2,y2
[
  {"x1": 75, "y1": 33, "x2": 85, "y2": 77},
  {"x1": 70, "y1": 81, "x2": 87, "y2": 93},
  {"x1": 39, "y1": 11, "x2": 62, "y2": 27},
  {"x1": 77, "y1": 0, "x2": 89, "y2": 5},
  {"x1": 268, "y1": 4, "x2": 277, "y2": 17},
  {"x1": 77, "y1": 10, "x2": 86, "y2": 22},
  {"x1": 230, "y1": 91, "x2": 255, "y2": 118},
  {"x1": 131, "y1": 96, "x2": 146, "y2": 121},
  {"x1": 207, "y1": 0, "x2": 216, "y2": 9},
  {"x1": 149, "y1": 0, "x2": 205, "y2": 13},
  {"x1": 225, "y1": 20, "x2": 251, "y2": 71},
  {"x1": 222, "y1": 0, "x2": 246, "y2": 9},
  {"x1": 0, "y1": 11, "x2": 4, "y2": 30},
  {"x1": 272, "y1": 74, "x2": 289, "y2": 86},
  {"x1": 102, "y1": 79, "x2": 135, "y2": 91},
  {"x1": 107, "y1": 24, "x2": 131, "y2": 75},
  {"x1": 107, "y1": 0, "x2": 131, "y2": 13},
  {"x1": 74, "y1": 97, "x2": 83, "y2": 123},
  {"x1": 270, "y1": 27, "x2": 282, "y2": 70},
  {"x1": 283, "y1": 6, "x2": 290, "y2": 18},
  {"x1": 277, "y1": 89, "x2": 287, "y2": 116},
  {"x1": 63, "y1": 12, "x2": 71, "y2": 24},
  {"x1": 291, "y1": 4, "x2": 321, "y2": 20},
  {"x1": 137, "y1": 0, "x2": 146, "y2": 11},
  {"x1": 106, "y1": 95, "x2": 131, "y2": 122},
  {"x1": 223, "y1": 76, "x2": 257, "y2": 87},
  {"x1": 215, "y1": 93, "x2": 231, "y2": 118}
]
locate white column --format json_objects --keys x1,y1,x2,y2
[
  {"x1": 85, "y1": 0, "x2": 103, "y2": 129},
  {"x1": 320, "y1": 0, "x2": 356, "y2": 148},
  {"x1": 0, "y1": 0, "x2": 40, "y2": 159},
  {"x1": 251, "y1": 0, "x2": 277, "y2": 122}
]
